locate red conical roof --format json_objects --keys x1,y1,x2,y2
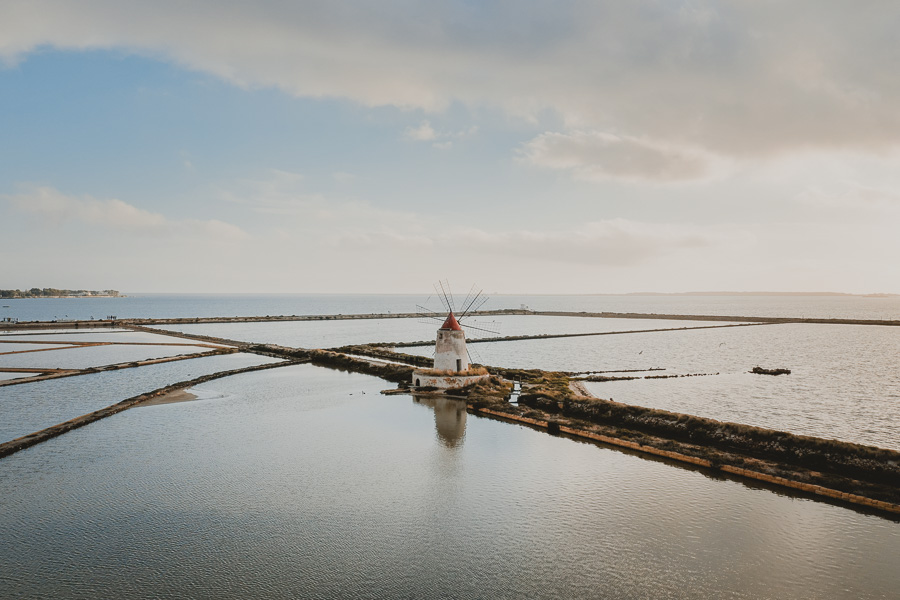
[{"x1": 441, "y1": 312, "x2": 462, "y2": 331}]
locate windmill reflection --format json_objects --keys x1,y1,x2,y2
[{"x1": 413, "y1": 395, "x2": 468, "y2": 447}]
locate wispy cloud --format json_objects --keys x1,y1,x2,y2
[
  {"x1": 404, "y1": 121, "x2": 437, "y2": 141},
  {"x1": 520, "y1": 131, "x2": 720, "y2": 183},
  {"x1": 218, "y1": 170, "x2": 708, "y2": 266},
  {"x1": 797, "y1": 182, "x2": 900, "y2": 210},
  {"x1": 329, "y1": 218, "x2": 710, "y2": 267},
  {"x1": 4, "y1": 185, "x2": 248, "y2": 240},
  {"x1": 403, "y1": 120, "x2": 477, "y2": 148}
]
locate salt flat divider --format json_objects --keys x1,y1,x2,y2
[
  {"x1": 0, "y1": 359, "x2": 303, "y2": 459},
  {"x1": 0, "y1": 348, "x2": 239, "y2": 388}
]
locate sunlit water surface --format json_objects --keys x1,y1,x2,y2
[
  {"x1": 151, "y1": 315, "x2": 735, "y2": 349},
  {"x1": 3, "y1": 293, "x2": 899, "y2": 321},
  {"x1": 404, "y1": 323, "x2": 900, "y2": 449},
  {"x1": 0, "y1": 352, "x2": 279, "y2": 443},
  {"x1": 0, "y1": 366, "x2": 897, "y2": 599}
]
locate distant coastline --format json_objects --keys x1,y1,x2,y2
[{"x1": 0, "y1": 288, "x2": 122, "y2": 299}]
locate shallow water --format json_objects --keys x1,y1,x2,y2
[
  {"x1": 405, "y1": 323, "x2": 900, "y2": 449},
  {"x1": 0, "y1": 329, "x2": 203, "y2": 344},
  {"x1": 0, "y1": 365, "x2": 896, "y2": 599},
  {"x1": 0, "y1": 344, "x2": 218, "y2": 370},
  {"x1": 3, "y1": 293, "x2": 899, "y2": 322},
  {"x1": 0, "y1": 372, "x2": 28, "y2": 381},
  {"x1": 0, "y1": 352, "x2": 280, "y2": 443},
  {"x1": 153, "y1": 315, "x2": 734, "y2": 349}
]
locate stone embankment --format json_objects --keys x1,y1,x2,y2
[
  {"x1": 0, "y1": 348, "x2": 238, "y2": 387},
  {"x1": 0, "y1": 359, "x2": 301, "y2": 459},
  {"x1": 514, "y1": 393, "x2": 900, "y2": 499},
  {"x1": 3, "y1": 308, "x2": 899, "y2": 332},
  {"x1": 387, "y1": 322, "x2": 769, "y2": 348},
  {"x1": 526, "y1": 310, "x2": 900, "y2": 327},
  {"x1": 470, "y1": 406, "x2": 900, "y2": 515}
]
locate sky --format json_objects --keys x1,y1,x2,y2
[{"x1": 1, "y1": 0, "x2": 899, "y2": 294}]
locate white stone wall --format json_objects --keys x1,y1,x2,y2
[
  {"x1": 412, "y1": 369, "x2": 490, "y2": 389},
  {"x1": 434, "y1": 329, "x2": 469, "y2": 372}
]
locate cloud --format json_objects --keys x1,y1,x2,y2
[
  {"x1": 521, "y1": 131, "x2": 718, "y2": 182},
  {"x1": 797, "y1": 182, "x2": 900, "y2": 210},
  {"x1": 404, "y1": 121, "x2": 437, "y2": 141},
  {"x1": 404, "y1": 120, "x2": 477, "y2": 149},
  {"x1": 4, "y1": 185, "x2": 248, "y2": 240},
  {"x1": 451, "y1": 219, "x2": 710, "y2": 266},
  {"x1": 218, "y1": 171, "x2": 707, "y2": 267},
  {"x1": 332, "y1": 218, "x2": 710, "y2": 267},
  {"x1": 220, "y1": 170, "x2": 425, "y2": 233},
  {"x1": 2, "y1": 1, "x2": 899, "y2": 161}
]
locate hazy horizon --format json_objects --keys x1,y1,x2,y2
[
  {"x1": 4, "y1": 288, "x2": 898, "y2": 298},
  {"x1": 3, "y1": 2, "x2": 900, "y2": 294}
]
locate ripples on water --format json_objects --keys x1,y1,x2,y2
[{"x1": 0, "y1": 366, "x2": 897, "y2": 599}]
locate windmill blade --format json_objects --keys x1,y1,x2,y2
[
  {"x1": 416, "y1": 304, "x2": 443, "y2": 317},
  {"x1": 460, "y1": 295, "x2": 489, "y2": 319},
  {"x1": 433, "y1": 282, "x2": 451, "y2": 312},
  {"x1": 438, "y1": 279, "x2": 456, "y2": 313},
  {"x1": 466, "y1": 345, "x2": 484, "y2": 366},
  {"x1": 445, "y1": 280, "x2": 456, "y2": 312},
  {"x1": 461, "y1": 321, "x2": 501, "y2": 336},
  {"x1": 458, "y1": 290, "x2": 486, "y2": 320},
  {"x1": 459, "y1": 284, "x2": 478, "y2": 317},
  {"x1": 418, "y1": 316, "x2": 446, "y2": 325}
]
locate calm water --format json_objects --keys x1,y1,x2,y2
[
  {"x1": 0, "y1": 352, "x2": 279, "y2": 443},
  {"x1": 153, "y1": 315, "x2": 735, "y2": 349},
  {"x1": 1, "y1": 365, "x2": 897, "y2": 599},
  {"x1": 1, "y1": 297, "x2": 898, "y2": 597},
  {"x1": 0, "y1": 329, "x2": 229, "y2": 371},
  {"x1": 404, "y1": 323, "x2": 900, "y2": 449},
  {"x1": 3, "y1": 293, "x2": 899, "y2": 322}
]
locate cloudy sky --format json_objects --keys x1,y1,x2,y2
[{"x1": 2, "y1": 1, "x2": 899, "y2": 293}]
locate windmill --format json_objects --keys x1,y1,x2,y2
[
  {"x1": 416, "y1": 281, "x2": 499, "y2": 370},
  {"x1": 411, "y1": 281, "x2": 498, "y2": 389}
]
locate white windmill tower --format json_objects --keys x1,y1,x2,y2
[{"x1": 411, "y1": 282, "x2": 498, "y2": 389}]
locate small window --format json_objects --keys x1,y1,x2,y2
[
  {"x1": 415, "y1": 378, "x2": 420, "y2": 386},
  {"x1": 456, "y1": 358, "x2": 462, "y2": 372}
]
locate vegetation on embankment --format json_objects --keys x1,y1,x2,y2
[
  {"x1": 248, "y1": 344, "x2": 416, "y2": 383},
  {"x1": 332, "y1": 344, "x2": 432, "y2": 368},
  {"x1": 446, "y1": 376, "x2": 512, "y2": 402},
  {"x1": 247, "y1": 344, "x2": 900, "y2": 507},
  {"x1": 511, "y1": 389, "x2": 900, "y2": 505}
]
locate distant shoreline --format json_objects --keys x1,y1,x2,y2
[
  {"x1": 1, "y1": 295, "x2": 123, "y2": 299},
  {"x1": 0, "y1": 289, "x2": 122, "y2": 299}
]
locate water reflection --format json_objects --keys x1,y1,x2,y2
[{"x1": 413, "y1": 395, "x2": 468, "y2": 447}]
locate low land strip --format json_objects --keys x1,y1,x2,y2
[
  {"x1": 385, "y1": 322, "x2": 768, "y2": 348},
  {"x1": 3, "y1": 309, "x2": 900, "y2": 330},
  {"x1": 0, "y1": 348, "x2": 239, "y2": 387},
  {"x1": 0, "y1": 359, "x2": 300, "y2": 459}
]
